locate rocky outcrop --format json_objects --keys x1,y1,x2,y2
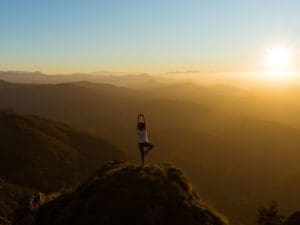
[
  {"x1": 0, "y1": 216, "x2": 10, "y2": 225},
  {"x1": 35, "y1": 161, "x2": 228, "y2": 225},
  {"x1": 0, "y1": 178, "x2": 33, "y2": 225},
  {"x1": 12, "y1": 193, "x2": 47, "y2": 225}
]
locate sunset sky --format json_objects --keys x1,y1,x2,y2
[{"x1": 1, "y1": 0, "x2": 300, "y2": 75}]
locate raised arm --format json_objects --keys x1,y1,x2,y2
[
  {"x1": 141, "y1": 114, "x2": 146, "y2": 129},
  {"x1": 137, "y1": 114, "x2": 141, "y2": 129},
  {"x1": 142, "y1": 114, "x2": 146, "y2": 128},
  {"x1": 137, "y1": 114, "x2": 146, "y2": 129}
]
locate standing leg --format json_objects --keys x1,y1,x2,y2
[{"x1": 139, "y1": 143, "x2": 145, "y2": 166}]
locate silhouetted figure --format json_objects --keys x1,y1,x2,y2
[{"x1": 137, "y1": 114, "x2": 154, "y2": 165}]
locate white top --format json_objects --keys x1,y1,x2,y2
[{"x1": 137, "y1": 129, "x2": 149, "y2": 143}]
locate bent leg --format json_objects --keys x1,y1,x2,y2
[
  {"x1": 148, "y1": 142, "x2": 154, "y2": 150},
  {"x1": 144, "y1": 142, "x2": 154, "y2": 155}
]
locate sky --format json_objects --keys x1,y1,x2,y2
[{"x1": 1, "y1": 0, "x2": 300, "y2": 74}]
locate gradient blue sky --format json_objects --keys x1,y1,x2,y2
[{"x1": 1, "y1": 0, "x2": 300, "y2": 74}]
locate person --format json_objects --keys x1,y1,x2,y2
[{"x1": 137, "y1": 114, "x2": 154, "y2": 165}]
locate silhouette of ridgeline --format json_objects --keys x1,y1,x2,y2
[{"x1": 29, "y1": 161, "x2": 228, "y2": 225}]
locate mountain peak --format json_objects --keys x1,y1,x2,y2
[{"x1": 35, "y1": 161, "x2": 228, "y2": 225}]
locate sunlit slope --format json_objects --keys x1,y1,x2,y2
[{"x1": 0, "y1": 109, "x2": 125, "y2": 192}]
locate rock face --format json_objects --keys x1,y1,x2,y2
[
  {"x1": 286, "y1": 211, "x2": 300, "y2": 225},
  {"x1": 0, "y1": 216, "x2": 10, "y2": 225},
  {"x1": 0, "y1": 178, "x2": 33, "y2": 224},
  {"x1": 36, "y1": 161, "x2": 228, "y2": 225},
  {"x1": 12, "y1": 193, "x2": 47, "y2": 225}
]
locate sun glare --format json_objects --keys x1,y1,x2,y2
[
  {"x1": 262, "y1": 45, "x2": 294, "y2": 80},
  {"x1": 265, "y1": 46, "x2": 292, "y2": 70}
]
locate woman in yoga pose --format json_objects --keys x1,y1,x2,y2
[{"x1": 137, "y1": 114, "x2": 154, "y2": 165}]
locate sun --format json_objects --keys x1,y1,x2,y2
[{"x1": 265, "y1": 46, "x2": 292, "y2": 71}]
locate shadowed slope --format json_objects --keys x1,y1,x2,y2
[{"x1": 0, "y1": 110, "x2": 125, "y2": 192}]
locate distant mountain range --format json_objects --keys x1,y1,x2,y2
[{"x1": 0, "y1": 71, "x2": 173, "y2": 89}]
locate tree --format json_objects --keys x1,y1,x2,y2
[{"x1": 257, "y1": 201, "x2": 284, "y2": 225}]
